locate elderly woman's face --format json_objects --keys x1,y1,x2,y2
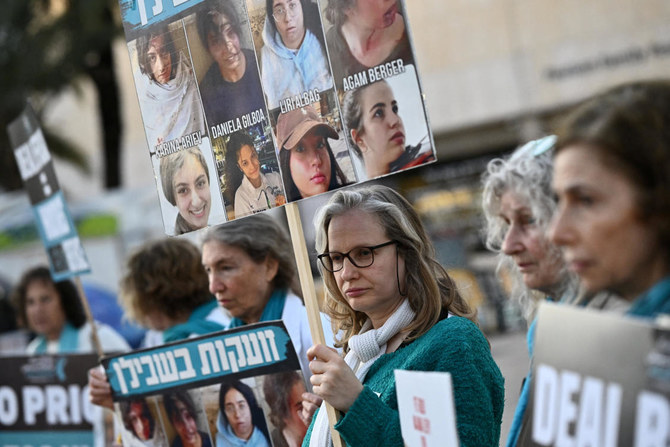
[
  {"x1": 272, "y1": 0, "x2": 305, "y2": 50},
  {"x1": 223, "y1": 388, "x2": 253, "y2": 440},
  {"x1": 499, "y1": 190, "x2": 564, "y2": 294},
  {"x1": 550, "y1": 144, "x2": 665, "y2": 300},
  {"x1": 202, "y1": 240, "x2": 277, "y2": 324},
  {"x1": 207, "y1": 13, "x2": 243, "y2": 76},
  {"x1": 290, "y1": 129, "x2": 332, "y2": 198},
  {"x1": 173, "y1": 153, "x2": 211, "y2": 230},
  {"x1": 25, "y1": 279, "x2": 67, "y2": 341},
  {"x1": 354, "y1": 82, "x2": 405, "y2": 175},
  {"x1": 327, "y1": 209, "x2": 405, "y2": 329},
  {"x1": 237, "y1": 144, "x2": 261, "y2": 183},
  {"x1": 346, "y1": 0, "x2": 399, "y2": 29},
  {"x1": 147, "y1": 34, "x2": 172, "y2": 84}
]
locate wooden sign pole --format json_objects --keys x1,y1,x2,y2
[
  {"x1": 285, "y1": 202, "x2": 344, "y2": 447},
  {"x1": 73, "y1": 276, "x2": 104, "y2": 359}
]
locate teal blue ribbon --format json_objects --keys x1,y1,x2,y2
[
  {"x1": 33, "y1": 321, "x2": 79, "y2": 354},
  {"x1": 163, "y1": 299, "x2": 225, "y2": 343},
  {"x1": 627, "y1": 276, "x2": 670, "y2": 318},
  {"x1": 228, "y1": 289, "x2": 286, "y2": 328}
]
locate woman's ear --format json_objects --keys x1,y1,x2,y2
[
  {"x1": 264, "y1": 256, "x2": 280, "y2": 283},
  {"x1": 351, "y1": 129, "x2": 367, "y2": 153}
]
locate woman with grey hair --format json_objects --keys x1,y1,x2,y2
[
  {"x1": 481, "y1": 136, "x2": 605, "y2": 446},
  {"x1": 481, "y1": 136, "x2": 575, "y2": 320},
  {"x1": 200, "y1": 212, "x2": 327, "y2": 389},
  {"x1": 304, "y1": 185, "x2": 503, "y2": 446},
  {"x1": 160, "y1": 146, "x2": 212, "y2": 235}
]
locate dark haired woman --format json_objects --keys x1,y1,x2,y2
[
  {"x1": 276, "y1": 105, "x2": 349, "y2": 201},
  {"x1": 261, "y1": 0, "x2": 333, "y2": 109},
  {"x1": 13, "y1": 266, "x2": 129, "y2": 354},
  {"x1": 136, "y1": 24, "x2": 204, "y2": 150},
  {"x1": 227, "y1": 131, "x2": 285, "y2": 218},
  {"x1": 196, "y1": 0, "x2": 266, "y2": 126},
  {"x1": 262, "y1": 371, "x2": 308, "y2": 447},
  {"x1": 551, "y1": 80, "x2": 670, "y2": 317},
  {"x1": 217, "y1": 380, "x2": 270, "y2": 446}
]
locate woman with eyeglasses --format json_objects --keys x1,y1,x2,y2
[
  {"x1": 217, "y1": 380, "x2": 271, "y2": 447},
  {"x1": 260, "y1": 0, "x2": 333, "y2": 110},
  {"x1": 304, "y1": 185, "x2": 504, "y2": 446}
]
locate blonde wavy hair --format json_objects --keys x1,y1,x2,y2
[{"x1": 314, "y1": 185, "x2": 475, "y2": 350}]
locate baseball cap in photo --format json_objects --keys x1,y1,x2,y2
[{"x1": 276, "y1": 105, "x2": 339, "y2": 150}]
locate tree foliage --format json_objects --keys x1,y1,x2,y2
[{"x1": 0, "y1": 0, "x2": 122, "y2": 191}]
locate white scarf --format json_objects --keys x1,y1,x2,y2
[
  {"x1": 138, "y1": 52, "x2": 205, "y2": 152},
  {"x1": 309, "y1": 299, "x2": 416, "y2": 447}
]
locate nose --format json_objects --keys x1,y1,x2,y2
[
  {"x1": 338, "y1": 256, "x2": 359, "y2": 281},
  {"x1": 209, "y1": 273, "x2": 223, "y2": 295},
  {"x1": 501, "y1": 225, "x2": 523, "y2": 255},
  {"x1": 190, "y1": 189, "x2": 203, "y2": 207},
  {"x1": 548, "y1": 206, "x2": 571, "y2": 247},
  {"x1": 311, "y1": 150, "x2": 323, "y2": 166},
  {"x1": 388, "y1": 111, "x2": 401, "y2": 128}
]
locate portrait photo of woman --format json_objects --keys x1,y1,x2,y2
[
  {"x1": 163, "y1": 391, "x2": 213, "y2": 447},
  {"x1": 255, "y1": 0, "x2": 333, "y2": 110},
  {"x1": 156, "y1": 142, "x2": 227, "y2": 235},
  {"x1": 225, "y1": 131, "x2": 286, "y2": 218},
  {"x1": 275, "y1": 105, "x2": 352, "y2": 201},
  {"x1": 217, "y1": 380, "x2": 271, "y2": 447},
  {"x1": 322, "y1": 0, "x2": 414, "y2": 91},
  {"x1": 189, "y1": 0, "x2": 268, "y2": 128},
  {"x1": 342, "y1": 68, "x2": 434, "y2": 180},
  {"x1": 131, "y1": 22, "x2": 205, "y2": 153},
  {"x1": 262, "y1": 371, "x2": 309, "y2": 447}
]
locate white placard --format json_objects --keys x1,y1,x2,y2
[{"x1": 395, "y1": 370, "x2": 459, "y2": 447}]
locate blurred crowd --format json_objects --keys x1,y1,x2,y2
[{"x1": 1, "y1": 79, "x2": 669, "y2": 446}]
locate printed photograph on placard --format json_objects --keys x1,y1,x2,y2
[
  {"x1": 319, "y1": 0, "x2": 415, "y2": 94},
  {"x1": 245, "y1": 0, "x2": 334, "y2": 112},
  {"x1": 211, "y1": 125, "x2": 286, "y2": 220},
  {"x1": 259, "y1": 370, "x2": 310, "y2": 447},
  {"x1": 117, "y1": 397, "x2": 171, "y2": 447},
  {"x1": 341, "y1": 66, "x2": 435, "y2": 181},
  {"x1": 104, "y1": 322, "x2": 304, "y2": 447},
  {"x1": 272, "y1": 100, "x2": 357, "y2": 202},
  {"x1": 160, "y1": 390, "x2": 215, "y2": 447},
  {"x1": 185, "y1": 0, "x2": 272, "y2": 145},
  {"x1": 127, "y1": 20, "x2": 206, "y2": 156},
  {"x1": 152, "y1": 137, "x2": 227, "y2": 235},
  {"x1": 212, "y1": 378, "x2": 273, "y2": 446}
]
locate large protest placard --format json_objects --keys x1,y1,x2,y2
[
  {"x1": 117, "y1": 0, "x2": 436, "y2": 233},
  {"x1": 6, "y1": 105, "x2": 91, "y2": 281},
  {"x1": 0, "y1": 353, "x2": 103, "y2": 447},
  {"x1": 523, "y1": 303, "x2": 670, "y2": 446},
  {"x1": 103, "y1": 320, "x2": 309, "y2": 446}
]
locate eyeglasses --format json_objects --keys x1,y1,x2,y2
[
  {"x1": 317, "y1": 241, "x2": 397, "y2": 273},
  {"x1": 272, "y1": 1, "x2": 299, "y2": 21}
]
